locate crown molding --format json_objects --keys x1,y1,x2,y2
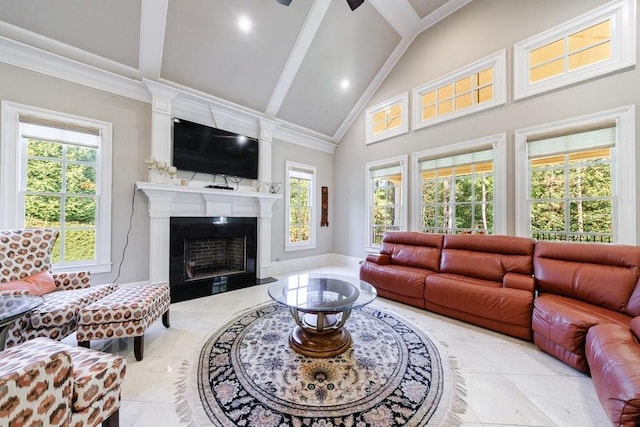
[
  {"x1": 0, "y1": 35, "x2": 150, "y2": 103},
  {"x1": 0, "y1": 35, "x2": 336, "y2": 153}
]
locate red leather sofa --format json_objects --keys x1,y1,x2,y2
[
  {"x1": 361, "y1": 231, "x2": 640, "y2": 426},
  {"x1": 586, "y1": 318, "x2": 640, "y2": 426},
  {"x1": 359, "y1": 231, "x2": 442, "y2": 308},
  {"x1": 360, "y1": 232, "x2": 536, "y2": 340},
  {"x1": 532, "y1": 241, "x2": 640, "y2": 374}
]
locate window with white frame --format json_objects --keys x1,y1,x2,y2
[
  {"x1": 365, "y1": 93, "x2": 409, "y2": 145},
  {"x1": 285, "y1": 161, "x2": 316, "y2": 251},
  {"x1": 514, "y1": 0, "x2": 635, "y2": 99},
  {"x1": 412, "y1": 50, "x2": 506, "y2": 131},
  {"x1": 412, "y1": 134, "x2": 507, "y2": 235},
  {"x1": 1, "y1": 101, "x2": 112, "y2": 273},
  {"x1": 365, "y1": 155, "x2": 408, "y2": 251},
  {"x1": 515, "y1": 105, "x2": 635, "y2": 244}
]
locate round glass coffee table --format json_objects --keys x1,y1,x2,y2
[{"x1": 268, "y1": 274, "x2": 377, "y2": 358}]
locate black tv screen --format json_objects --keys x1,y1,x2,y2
[{"x1": 172, "y1": 118, "x2": 259, "y2": 180}]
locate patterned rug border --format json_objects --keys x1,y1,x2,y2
[{"x1": 175, "y1": 301, "x2": 467, "y2": 427}]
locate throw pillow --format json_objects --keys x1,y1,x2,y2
[{"x1": 0, "y1": 270, "x2": 56, "y2": 296}]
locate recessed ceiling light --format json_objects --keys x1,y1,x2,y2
[
  {"x1": 340, "y1": 79, "x2": 350, "y2": 89},
  {"x1": 238, "y1": 15, "x2": 252, "y2": 33}
]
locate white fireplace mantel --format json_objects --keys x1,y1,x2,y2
[{"x1": 136, "y1": 182, "x2": 281, "y2": 283}]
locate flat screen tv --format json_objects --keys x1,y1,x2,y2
[{"x1": 172, "y1": 118, "x2": 259, "y2": 180}]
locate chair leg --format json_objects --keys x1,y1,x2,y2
[
  {"x1": 162, "y1": 309, "x2": 170, "y2": 328},
  {"x1": 134, "y1": 335, "x2": 144, "y2": 361},
  {"x1": 102, "y1": 409, "x2": 119, "y2": 427},
  {"x1": 78, "y1": 341, "x2": 90, "y2": 349}
]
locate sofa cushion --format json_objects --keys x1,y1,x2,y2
[
  {"x1": 360, "y1": 262, "x2": 431, "y2": 300},
  {"x1": 425, "y1": 273, "x2": 534, "y2": 328},
  {"x1": 440, "y1": 234, "x2": 535, "y2": 282},
  {"x1": 0, "y1": 270, "x2": 56, "y2": 296},
  {"x1": 586, "y1": 323, "x2": 640, "y2": 426},
  {"x1": 380, "y1": 231, "x2": 442, "y2": 271},
  {"x1": 534, "y1": 241, "x2": 640, "y2": 315},
  {"x1": 0, "y1": 229, "x2": 58, "y2": 283},
  {"x1": 532, "y1": 293, "x2": 631, "y2": 372}
]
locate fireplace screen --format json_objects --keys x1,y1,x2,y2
[{"x1": 184, "y1": 236, "x2": 246, "y2": 281}]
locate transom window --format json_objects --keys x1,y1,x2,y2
[
  {"x1": 515, "y1": 105, "x2": 636, "y2": 244},
  {"x1": 420, "y1": 67, "x2": 494, "y2": 121},
  {"x1": 365, "y1": 93, "x2": 409, "y2": 144},
  {"x1": 1, "y1": 101, "x2": 112, "y2": 273},
  {"x1": 529, "y1": 20, "x2": 611, "y2": 83},
  {"x1": 514, "y1": 0, "x2": 635, "y2": 99},
  {"x1": 365, "y1": 156, "x2": 407, "y2": 250},
  {"x1": 413, "y1": 50, "x2": 506, "y2": 130},
  {"x1": 372, "y1": 103, "x2": 402, "y2": 135},
  {"x1": 285, "y1": 161, "x2": 316, "y2": 251}
]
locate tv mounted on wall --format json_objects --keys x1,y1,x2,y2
[{"x1": 172, "y1": 118, "x2": 259, "y2": 180}]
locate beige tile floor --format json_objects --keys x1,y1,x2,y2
[{"x1": 71, "y1": 265, "x2": 611, "y2": 426}]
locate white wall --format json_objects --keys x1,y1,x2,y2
[
  {"x1": 0, "y1": 62, "x2": 152, "y2": 285},
  {"x1": 270, "y1": 138, "x2": 335, "y2": 262},
  {"x1": 0, "y1": 62, "x2": 337, "y2": 284},
  {"x1": 334, "y1": 0, "x2": 640, "y2": 258}
]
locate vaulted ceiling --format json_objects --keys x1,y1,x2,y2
[{"x1": 0, "y1": 0, "x2": 469, "y2": 144}]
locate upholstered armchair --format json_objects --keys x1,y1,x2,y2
[
  {"x1": 0, "y1": 337, "x2": 126, "y2": 427},
  {"x1": 0, "y1": 229, "x2": 118, "y2": 348}
]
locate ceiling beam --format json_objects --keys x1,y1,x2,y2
[
  {"x1": 368, "y1": 0, "x2": 421, "y2": 39},
  {"x1": 264, "y1": 0, "x2": 331, "y2": 118},
  {"x1": 138, "y1": 0, "x2": 168, "y2": 79},
  {"x1": 418, "y1": 0, "x2": 472, "y2": 32}
]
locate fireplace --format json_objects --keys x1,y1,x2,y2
[{"x1": 170, "y1": 216, "x2": 257, "y2": 302}]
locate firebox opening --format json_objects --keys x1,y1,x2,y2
[
  {"x1": 184, "y1": 236, "x2": 246, "y2": 281},
  {"x1": 169, "y1": 216, "x2": 259, "y2": 302}
]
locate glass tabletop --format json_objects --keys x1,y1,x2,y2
[
  {"x1": 0, "y1": 294, "x2": 44, "y2": 324},
  {"x1": 268, "y1": 274, "x2": 377, "y2": 312}
]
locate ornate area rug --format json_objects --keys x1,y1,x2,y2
[{"x1": 175, "y1": 302, "x2": 466, "y2": 426}]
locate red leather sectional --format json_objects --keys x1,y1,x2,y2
[{"x1": 360, "y1": 231, "x2": 640, "y2": 426}]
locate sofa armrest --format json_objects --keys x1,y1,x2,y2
[
  {"x1": 0, "y1": 337, "x2": 73, "y2": 425},
  {"x1": 365, "y1": 253, "x2": 391, "y2": 265},
  {"x1": 52, "y1": 271, "x2": 91, "y2": 290},
  {"x1": 630, "y1": 317, "x2": 640, "y2": 339},
  {"x1": 502, "y1": 272, "x2": 534, "y2": 292}
]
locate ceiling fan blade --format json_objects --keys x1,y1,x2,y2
[{"x1": 346, "y1": 0, "x2": 364, "y2": 10}]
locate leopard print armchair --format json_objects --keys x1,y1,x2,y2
[
  {"x1": 0, "y1": 229, "x2": 118, "y2": 348},
  {"x1": 0, "y1": 337, "x2": 126, "y2": 427}
]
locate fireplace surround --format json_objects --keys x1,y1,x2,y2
[
  {"x1": 137, "y1": 182, "x2": 281, "y2": 302},
  {"x1": 170, "y1": 216, "x2": 257, "y2": 302}
]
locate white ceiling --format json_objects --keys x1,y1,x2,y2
[{"x1": 0, "y1": 0, "x2": 469, "y2": 143}]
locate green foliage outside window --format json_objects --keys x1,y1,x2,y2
[
  {"x1": 24, "y1": 138, "x2": 98, "y2": 263},
  {"x1": 529, "y1": 151, "x2": 612, "y2": 242},
  {"x1": 289, "y1": 177, "x2": 311, "y2": 244},
  {"x1": 421, "y1": 168, "x2": 494, "y2": 234},
  {"x1": 371, "y1": 176, "x2": 401, "y2": 245}
]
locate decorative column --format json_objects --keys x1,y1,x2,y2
[
  {"x1": 257, "y1": 118, "x2": 279, "y2": 278},
  {"x1": 137, "y1": 185, "x2": 175, "y2": 284},
  {"x1": 143, "y1": 80, "x2": 178, "y2": 184},
  {"x1": 142, "y1": 81, "x2": 178, "y2": 283}
]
